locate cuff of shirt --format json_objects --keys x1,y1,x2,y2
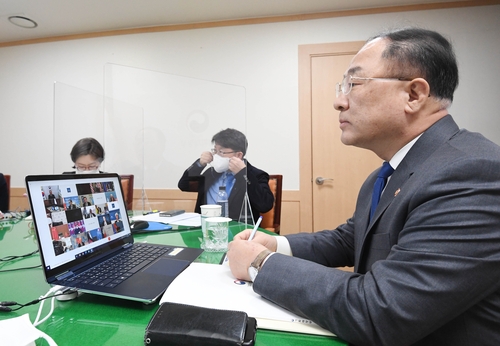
[{"x1": 275, "y1": 236, "x2": 293, "y2": 256}]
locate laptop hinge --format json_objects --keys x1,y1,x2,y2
[
  {"x1": 123, "y1": 243, "x2": 133, "y2": 249},
  {"x1": 56, "y1": 271, "x2": 74, "y2": 281}
]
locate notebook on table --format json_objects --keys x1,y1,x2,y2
[{"x1": 25, "y1": 173, "x2": 203, "y2": 304}]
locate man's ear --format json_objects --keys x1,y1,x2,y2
[
  {"x1": 405, "y1": 78, "x2": 430, "y2": 114},
  {"x1": 236, "y1": 152, "x2": 244, "y2": 160}
]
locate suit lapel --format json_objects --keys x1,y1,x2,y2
[
  {"x1": 355, "y1": 115, "x2": 460, "y2": 270},
  {"x1": 368, "y1": 162, "x2": 410, "y2": 226}
]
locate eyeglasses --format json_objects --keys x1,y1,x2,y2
[
  {"x1": 210, "y1": 148, "x2": 236, "y2": 156},
  {"x1": 335, "y1": 75, "x2": 411, "y2": 97},
  {"x1": 75, "y1": 163, "x2": 100, "y2": 172}
]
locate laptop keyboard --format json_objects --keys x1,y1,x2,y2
[{"x1": 62, "y1": 244, "x2": 171, "y2": 289}]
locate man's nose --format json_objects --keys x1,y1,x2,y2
[{"x1": 333, "y1": 94, "x2": 348, "y2": 111}]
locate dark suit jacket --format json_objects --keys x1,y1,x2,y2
[
  {"x1": 0, "y1": 173, "x2": 8, "y2": 212},
  {"x1": 178, "y1": 160, "x2": 274, "y2": 222},
  {"x1": 254, "y1": 115, "x2": 500, "y2": 345}
]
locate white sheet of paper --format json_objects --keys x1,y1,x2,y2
[
  {"x1": 131, "y1": 212, "x2": 201, "y2": 227},
  {"x1": 160, "y1": 262, "x2": 335, "y2": 336}
]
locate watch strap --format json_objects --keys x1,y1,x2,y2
[{"x1": 250, "y1": 249, "x2": 273, "y2": 271}]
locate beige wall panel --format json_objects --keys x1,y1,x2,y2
[
  {"x1": 130, "y1": 188, "x2": 303, "y2": 235},
  {"x1": 10, "y1": 188, "x2": 31, "y2": 211},
  {"x1": 132, "y1": 189, "x2": 197, "y2": 212}
]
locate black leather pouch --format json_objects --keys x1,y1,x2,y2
[{"x1": 144, "y1": 302, "x2": 257, "y2": 346}]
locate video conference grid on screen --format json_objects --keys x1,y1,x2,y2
[{"x1": 40, "y1": 180, "x2": 125, "y2": 266}]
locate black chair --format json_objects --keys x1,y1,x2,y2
[{"x1": 0, "y1": 174, "x2": 10, "y2": 211}]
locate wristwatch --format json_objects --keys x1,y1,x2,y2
[{"x1": 248, "y1": 249, "x2": 272, "y2": 282}]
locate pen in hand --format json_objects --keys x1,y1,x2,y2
[{"x1": 248, "y1": 216, "x2": 263, "y2": 241}]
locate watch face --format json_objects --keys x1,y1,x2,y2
[{"x1": 248, "y1": 266, "x2": 258, "y2": 282}]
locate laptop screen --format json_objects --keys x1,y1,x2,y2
[{"x1": 25, "y1": 173, "x2": 133, "y2": 281}]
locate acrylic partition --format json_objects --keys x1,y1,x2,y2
[
  {"x1": 53, "y1": 82, "x2": 104, "y2": 174},
  {"x1": 53, "y1": 81, "x2": 145, "y2": 203},
  {"x1": 103, "y1": 64, "x2": 253, "y2": 225}
]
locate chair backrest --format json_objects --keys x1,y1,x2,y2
[
  {"x1": 119, "y1": 175, "x2": 134, "y2": 211},
  {"x1": 260, "y1": 174, "x2": 283, "y2": 234},
  {"x1": 1, "y1": 174, "x2": 10, "y2": 211}
]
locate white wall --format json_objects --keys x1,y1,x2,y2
[{"x1": 1, "y1": 5, "x2": 499, "y2": 189}]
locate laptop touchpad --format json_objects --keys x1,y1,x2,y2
[{"x1": 143, "y1": 258, "x2": 190, "y2": 276}]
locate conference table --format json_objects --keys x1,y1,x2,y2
[{"x1": 0, "y1": 215, "x2": 347, "y2": 346}]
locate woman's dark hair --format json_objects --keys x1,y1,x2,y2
[
  {"x1": 212, "y1": 128, "x2": 248, "y2": 155},
  {"x1": 70, "y1": 137, "x2": 105, "y2": 163},
  {"x1": 369, "y1": 27, "x2": 459, "y2": 105}
]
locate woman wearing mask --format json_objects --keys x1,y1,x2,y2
[{"x1": 178, "y1": 128, "x2": 273, "y2": 222}]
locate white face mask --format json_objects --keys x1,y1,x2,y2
[
  {"x1": 78, "y1": 169, "x2": 100, "y2": 174},
  {"x1": 211, "y1": 154, "x2": 230, "y2": 173}
]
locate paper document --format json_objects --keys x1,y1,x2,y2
[
  {"x1": 161, "y1": 262, "x2": 335, "y2": 336},
  {"x1": 132, "y1": 212, "x2": 201, "y2": 227}
]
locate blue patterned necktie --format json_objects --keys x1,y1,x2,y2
[{"x1": 370, "y1": 162, "x2": 394, "y2": 220}]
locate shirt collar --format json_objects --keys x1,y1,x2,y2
[{"x1": 389, "y1": 134, "x2": 422, "y2": 170}]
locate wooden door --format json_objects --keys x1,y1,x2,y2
[{"x1": 299, "y1": 42, "x2": 382, "y2": 233}]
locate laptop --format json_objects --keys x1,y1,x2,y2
[{"x1": 25, "y1": 173, "x2": 203, "y2": 304}]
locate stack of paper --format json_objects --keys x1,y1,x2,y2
[
  {"x1": 160, "y1": 262, "x2": 335, "y2": 336},
  {"x1": 132, "y1": 212, "x2": 201, "y2": 227}
]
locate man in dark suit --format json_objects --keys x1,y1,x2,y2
[
  {"x1": 178, "y1": 128, "x2": 274, "y2": 222},
  {"x1": 81, "y1": 196, "x2": 92, "y2": 207},
  {"x1": 47, "y1": 189, "x2": 56, "y2": 200},
  {"x1": 0, "y1": 173, "x2": 8, "y2": 212},
  {"x1": 228, "y1": 28, "x2": 500, "y2": 345},
  {"x1": 67, "y1": 200, "x2": 77, "y2": 210}
]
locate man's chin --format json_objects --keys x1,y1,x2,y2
[{"x1": 340, "y1": 134, "x2": 356, "y2": 146}]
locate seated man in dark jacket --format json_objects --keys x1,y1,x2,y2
[
  {"x1": 0, "y1": 173, "x2": 8, "y2": 212},
  {"x1": 178, "y1": 128, "x2": 274, "y2": 223}
]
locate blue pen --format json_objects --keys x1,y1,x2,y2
[{"x1": 248, "y1": 216, "x2": 263, "y2": 241}]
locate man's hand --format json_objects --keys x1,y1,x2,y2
[
  {"x1": 228, "y1": 156, "x2": 246, "y2": 174},
  {"x1": 199, "y1": 151, "x2": 213, "y2": 166},
  {"x1": 233, "y1": 229, "x2": 278, "y2": 252},
  {"x1": 227, "y1": 239, "x2": 268, "y2": 281},
  {"x1": 227, "y1": 230, "x2": 277, "y2": 281}
]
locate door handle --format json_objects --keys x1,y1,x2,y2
[{"x1": 315, "y1": 177, "x2": 333, "y2": 185}]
